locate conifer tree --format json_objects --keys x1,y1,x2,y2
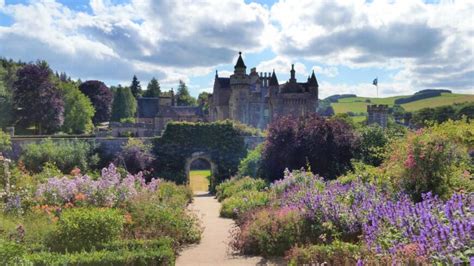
[
  {"x1": 143, "y1": 77, "x2": 161, "y2": 97},
  {"x1": 176, "y1": 80, "x2": 197, "y2": 106},
  {"x1": 111, "y1": 85, "x2": 137, "y2": 121},
  {"x1": 130, "y1": 75, "x2": 141, "y2": 98}
]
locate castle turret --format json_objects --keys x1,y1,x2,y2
[
  {"x1": 289, "y1": 64, "x2": 296, "y2": 83},
  {"x1": 269, "y1": 69, "x2": 279, "y2": 86},
  {"x1": 234, "y1": 51, "x2": 246, "y2": 75}
]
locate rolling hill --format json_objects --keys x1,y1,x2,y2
[{"x1": 330, "y1": 93, "x2": 474, "y2": 115}]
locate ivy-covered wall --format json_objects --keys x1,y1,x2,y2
[{"x1": 152, "y1": 121, "x2": 249, "y2": 189}]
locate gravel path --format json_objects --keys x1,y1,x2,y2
[{"x1": 176, "y1": 192, "x2": 283, "y2": 266}]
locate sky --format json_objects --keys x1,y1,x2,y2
[{"x1": 0, "y1": 0, "x2": 472, "y2": 98}]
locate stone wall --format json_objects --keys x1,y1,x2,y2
[{"x1": 6, "y1": 136, "x2": 262, "y2": 160}]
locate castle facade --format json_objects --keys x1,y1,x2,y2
[{"x1": 209, "y1": 52, "x2": 319, "y2": 129}]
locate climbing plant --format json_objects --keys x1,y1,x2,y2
[{"x1": 152, "y1": 121, "x2": 248, "y2": 190}]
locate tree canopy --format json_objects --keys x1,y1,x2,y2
[
  {"x1": 143, "y1": 77, "x2": 161, "y2": 98},
  {"x1": 111, "y1": 85, "x2": 137, "y2": 122},
  {"x1": 60, "y1": 82, "x2": 95, "y2": 134},
  {"x1": 130, "y1": 75, "x2": 142, "y2": 98},
  {"x1": 79, "y1": 80, "x2": 113, "y2": 125},
  {"x1": 176, "y1": 80, "x2": 196, "y2": 106},
  {"x1": 13, "y1": 61, "x2": 64, "y2": 134}
]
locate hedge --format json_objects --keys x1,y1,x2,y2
[{"x1": 152, "y1": 121, "x2": 248, "y2": 190}]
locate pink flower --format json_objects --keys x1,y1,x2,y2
[{"x1": 404, "y1": 153, "x2": 416, "y2": 169}]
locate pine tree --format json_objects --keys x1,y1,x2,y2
[
  {"x1": 176, "y1": 80, "x2": 197, "y2": 106},
  {"x1": 130, "y1": 75, "x2": 142, "y2": 98},
  {"x1": 143, "y1": 77, "x2": 161, "y2": 97}
]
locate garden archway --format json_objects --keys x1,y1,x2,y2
[{"x1": 184, "y1": 151, "x2": 218, "y2": 184}]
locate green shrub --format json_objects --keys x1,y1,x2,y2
[
  {"x1": 215, "y1": 177, "x2": 267, "y2": 202},
  {"x1": 0, "y1": 129, "x2": 11, "y2": 153},
  {"x1": 356, "y1": 125, "x2": 388, "y2": 166},
  {"x1": 26, "y1": 242, "x2": 175, "y2": 265},
  {"x1": 383, "y1": 120, "x2": 473, "y2": 200},
  {"x1": 154, "y1": 181, "x2": 193, "y2": 209},
  {"x1": 0, "y1": 239, "x2": 28, "y2": 265},
  {"x1": 231, "y1": 208, "x2": 309, "y2": 256},
  {"x1": 21, "y1": 139, "x2": 98, "y2": 173},
  {"x1": 286, "y1": 241, "x2": 361, "y2": 266},
  {"x1": 47, "y1": 208, "x2": 124, "y2": 252},
  {"x1": 220, "y1": 190, "x2": 269, "y2": 219},
  {"x1": 124, "y1": 190, "x2": 201, "y2": 245},
  {"x1": 238, "y1": 144, "x2": 263, "y2": 178}
]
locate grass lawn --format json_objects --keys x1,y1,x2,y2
[
  {"x1": 331, "y1": 93, "x2": 474, "y2": 115},
  {"x1": 189, "y1": 169, "x2": 211, "y2": 193}
]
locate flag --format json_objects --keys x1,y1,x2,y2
[{"x1": 372, "y1": 78, "x2": 378, "y2": 86}]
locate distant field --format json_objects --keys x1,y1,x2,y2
[
  {"x1": 189, "y1": 170, "x2": 210, "y2": 193},
  {"x1": 331, "y1": 93, "x2": 474, "y2": 115}
]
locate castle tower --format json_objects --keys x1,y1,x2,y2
[
  {"x1": 229, "y1": 52, "x2": 251, "y2": 124},
  {"x1": 367, "y1": 104, "x2": 388, "y2": 128}
]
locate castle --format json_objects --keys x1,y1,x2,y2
[{"x1": 209, "y1": 52, "x2": 319, "y2": 129}]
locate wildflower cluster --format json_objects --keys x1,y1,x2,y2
[
  {"x1": 35, "y1": 164, "x2": 161, "y2": 207},
  {"x1": 271, "y1": 169, "x2": 473, "y2": 264}
]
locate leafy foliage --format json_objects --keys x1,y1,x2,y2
[
  {"x1": 176, "y1": 80, "x2": 196, "y2": 106},
  {"x1": 0, "y1": 129, "x2": 11, "y2": 152},
  {"x1": 237, "y1": 144, "x2": 263, "y2": 178},
  {"x1": 20, "y1": 139, "x2": 98, "y2": 173},
  {"x1": 383, "y1": 120, "x2": 473, "y2": 201},
  {"x1": 152, "y1": 121, "x2": 248, "y2": 189},
  {"x1": 129, "y1": 75, "x2": 142, "y2": 98},
  {"x1": 47, "y1": 207, "x2": 124, "y2": 252},
  {"x1": 13, "y1": 62, "x2": 64, "y2": 134},
  {"x1": 220, "y1": 190, "x2": 269, "y2": 219},
  {"x1": 356, "y1": 125, "x2": 389, "y2": 166},
  {"x1": 215, "y1": 176, "x2": 267, "y2": 202},
  {"x1": 111, "y1": 85, "x2": 137, "y2": 122},
  {"x1": 79, "y1": 80, "x2": 113, "y2": 124},
  {"x1": 59, "y1": 82, "x2": 95, "y2": 134},
  {"x1": 143, "y1": 77, "x2": 161, "y2": 97},
  {"x1": 114, "y1": 138, "x2": 154, "y2": 174},
  {"x1": 261, "y1": 114, "x2": 358, "y2": 181}
]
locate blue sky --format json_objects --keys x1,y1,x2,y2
[{"x1": 0, "y1": 0, "x2": 472, "y2": 98}]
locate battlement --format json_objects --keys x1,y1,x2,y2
[
  {"x1": 367, "y1": 104, "x2": 388, "y2": 128},
  {"x1": 367, "y1": 104, "x2": 389, "y2": 112}
]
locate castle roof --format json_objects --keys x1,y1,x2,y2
[
  {"x1": 216, "y1": 77, "x2": 230, "y2": 89},
  {"x1": 137, "y1": 97, "x2": 160, "y2": 118},
  {"x1": 234, "y1": 51, "x2": 246, "y2": 68},
  {"x1": 269, "y1": 69, "x2": 279, "y2": 86},
  {"x1": 308, "y1": 70, "x2": 318, "y2": 87}
]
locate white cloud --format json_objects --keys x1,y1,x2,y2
[
  {"x1": 312, "y1": 65, "x2": 339, "y2": 78},
  {"x1": 270, "y1": 0, "x2": 474, "y2": 91}
]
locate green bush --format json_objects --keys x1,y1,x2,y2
[
  {"x1": 238, "y1": 144, "x2": 263, "y2": 178},
  {"x1": 27, "y1": 242, "x2": 175, "y2": 265},
  {"x1": 47, "y1": 208, "x2": 124, "y2": 252},
  {"x1": 0, "y1": 129, "x2": 11, "y2": 153},
  {"x1": 0, "y1": 240, "x2": 28, "y2": 265},
  {"x1": 215, "y1": 176, "x2": 267, "y2": 202},
  {"x1": 356, "y1": 125, "x2": 388, "y2": 166},
  {"x1": 220, "y1": 190, "x2": 269, "y2": 219},
  {"x1": 231, "y1": 208, "x2": 309, "y2": 256},
  {"x1": 21, "y1": 139, "x2": 98, "y2": 173},
  {"x1": 124, "y1": 189, "x2": 201, "y2": 245},
  {"x1": 383, "y1": 120, "x2": 473, "y2": 200},
  {"x1": 286, "y1": 241, "x2": 361, "y2": 265}
]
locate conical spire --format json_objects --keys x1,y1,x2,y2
[
  {"x1": 309, "y1": 70, "x2": 318, "y2": 87},
  {"x1": 234, "y1": 51, "x2": 246, "y2": 69},
  {"x1": 269, "y1": 69, "x2": 279, "y2": 86},
  {"x1": 215, "y1": 70, "x2": 218, "y2": 79},
  {"x1": 290, "y1": 64, "x2": 296, "y2": 83}
]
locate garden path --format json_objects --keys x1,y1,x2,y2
[{"x1": 176, "y1": 191, "x2": 283, "y2": 266}]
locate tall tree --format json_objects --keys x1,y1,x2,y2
[
  {"x1": 176, "y1": 80, "x2": 196, "y2": 106},
  {"x1": 143, "y1": 77, "x2": 161, "y2": 97},
  {"x1": 13, "y1": 62, "x2": 64, "y2": 134},
  {"x1": 60, "y1": 82, "x2": 95, "y2": 134},
  {"x1": 79, "y1": 80, "x2": 113, "y2": 125},
  {"x1": 130, "y1": 75, "x2": 142, "y2": 98},
  {"x1": 111, "y1": 85, "x2": 136, "y2": 122},
  {"x1": 198, "y1": 91, "x2": 211, "y2": 114}
]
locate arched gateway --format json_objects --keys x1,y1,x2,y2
[
  {"x1": 184, "y1": 151, "x2": 217, "y2": 184},
  {"x1": 152, "y1": 121, "x2": 258, "y2": 190}
]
